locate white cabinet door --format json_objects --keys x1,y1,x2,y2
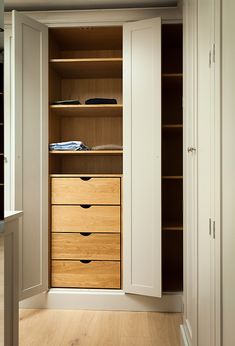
[
  {"x1": 12, "y1": 11, "x2": 48, "y2": 300},
  {"x1": 123, "y1": 17, "x2": 162, "y2": 297},
  {"x1": 198, "y1": 0, "x2": 216, "y2": 345}
]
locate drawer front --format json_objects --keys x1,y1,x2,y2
[
  {"x1": 52, "y1": 205, "x2": 120, "y2": 233},
  {"x1": 51, "y1": 260, "x2": 120, "y2": 288},
  {"x1": 51, "y1": 178, "x2": 120, "y2": 205},
  {"x1": 51, "y1": 233, "x2": 120, "y2": 260}
]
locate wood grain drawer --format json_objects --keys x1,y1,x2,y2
[
  {"x1": 51, "y1": 260, "x2": 120, "y2": 288},
  {"x1": 51, "y1": 205, "x2": 120, "y2": 233},
  {"x1": 51, "y1": 233, "x2": 120, "y2": 260},
  {"x1": 51, "y1": 177, "x2": 120, "y2": 205}
]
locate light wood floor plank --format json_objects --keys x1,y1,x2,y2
[{"x1": 19, "y1": 309, "x2": 182, "y2": 346}]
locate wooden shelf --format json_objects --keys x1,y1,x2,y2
[
  {"x1": 162, "y1": 124, "x2": 183, "y2": 129},
  {"x1": 50, "y1": 58, "x2": 122, "y2": 78},
  {"x1": 50, "y1": 150, "x2": 123, "y2": 155},
  {"x1": 162, "y1": 73, "x2": 183, "y2": 78},
  {"x1": 162, "y1": 223, "x2": 183, "y2": 231},
  {"x1": 50, "y1": 104, "x2": 123, "y2": 117},
  {"x1": 162, "y1": 176, "x2": 183, "y2": 179}
]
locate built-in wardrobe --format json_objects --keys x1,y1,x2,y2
[
  {"x1": 5, "y1": 8, "x2": 183, "y2": 310},
  {"x1": 48, "y1": 23, "x2": 182, "y2": 292}
]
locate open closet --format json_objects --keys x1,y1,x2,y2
[
  {"x1": 47, "y1": 22, "x2": 183, "y2": 292},
  {"x1": 4, "y1": 7, "x2": 184, "y2": 311}
]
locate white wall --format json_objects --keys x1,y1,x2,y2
[{"x1": 222, "y1": 1, "x2": 235, "y2": 345}]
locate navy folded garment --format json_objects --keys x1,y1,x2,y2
[
  {"x1": 53, "y1": 99, "x2": 81, "y2": 105},
  {"x1": 85, "y1": 98, "x2": 117, "y2": 105}
]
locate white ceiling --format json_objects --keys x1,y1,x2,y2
[{"x1": 4, "y1": 0, "x2": 178, "y2": 12}]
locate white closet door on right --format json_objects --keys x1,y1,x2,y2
[{"x1": 123, "y1": 17, "x2": 162, "y2": 298}]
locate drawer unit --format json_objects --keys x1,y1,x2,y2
[
  {"x1": 51, "y1": 205, "x2": 120, "y2": 233},
  {"x1": 51, "y1": 260, "x2": 120, "y2": 288},
  {"x1": 51, "y1": 233, "x2": 120, "y2": 260},
  {"x1": 50, "y1": 176, "x2": 122, "y2": 289},
  {"x1": 51, "y1": 177, "x2": 120, "y2": 205}
]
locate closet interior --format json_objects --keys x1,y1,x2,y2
[
  {"x1": 48, "y1": 23, "x2": 183, "y2": 292},
  {"x1": 162, "y1": 24, "x2": 183, "y2": 292},
  {"x1": 49, "y1": 26, "x2": 123, "y2": 289}
]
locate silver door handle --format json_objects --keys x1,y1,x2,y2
[{"x1": 187, "y1": 147, "x2": 196, "y2": 153}]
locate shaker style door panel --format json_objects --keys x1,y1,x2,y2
[
  {"x1": 13, "y1": 10, "x2": 48, "y2": 300},
  {"x1": 123, "y1": 17, "x2": 162, "y2": 297}
]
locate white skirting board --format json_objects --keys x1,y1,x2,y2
[
  {"x1": 180, "y1": 325, "x2": 190, "y2": 346},
  {"x1": 20, "y1": 289, "x2": 183, "y2": 312}
]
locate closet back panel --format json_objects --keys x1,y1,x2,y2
[
  {"x1": 162, "y1": 24, "x2": 182, "y2": 74},
  {"x1": 60, "y1": 50, "x2": 122, "y2": 59},
  {"x1": 60, "y1": 116, "x2": 122, "y2": 148},
  {"x1": 61, "y1": 79, "x2": 122, "y2": 104},
  {"x1": 161, "y1": 23, "x2": 183, "y2": 292},
  {"x1": 162, "y1": 231, "x2": 183, "y2": 291},
  {"x1": 60, "y1": 156, "x2": 123, "y2": 175},
  {"x1": 49, "y1": 27, "x2": 122, "y2": 56},
  {"x1": 162, "y1": 78, "x2": 182, "y2": 124}
]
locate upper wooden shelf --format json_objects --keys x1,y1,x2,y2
[
  {"x1": 50, "y1": 150, "x2": 123, "y2": 155},
  {"x1": 50, "y1": 58, "x2": 123, "y2": 78},
  {"x1": 50, "y1": 104, "x2": 123, "y2": 117}
]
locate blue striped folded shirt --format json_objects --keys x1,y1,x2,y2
[{"x1": 49, "y1": 141, "x2": 90, "y2": 151}]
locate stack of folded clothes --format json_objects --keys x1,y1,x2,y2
[
  {"x1": 52, "y1": 100, "x2": 81, "y2": 105},
  {"x1": 85, "y1": 98, "x2": 117, "y2": 105},
  {"x1": 49, "y1": 141, "x2": 90, "y2": 151},
  {"x1": 52, "y1": 98, "x2": 118, "y2": 105}
]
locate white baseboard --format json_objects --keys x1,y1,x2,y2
[
  {"x1": 20, "y1": 289, "x2": 183, "y2": 312},
  {"x1": 180, "y1": 324, "x2": 191, "y2": 346}
]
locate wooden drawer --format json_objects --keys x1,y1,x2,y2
[
  {"x1": 51, "y1": 205, "x2": 120, "y2": 233},
  {"x1": 51, "y1": 177, "x2": 120, "y2": 205},
  {"x1": 51, "y1": 233, "x2": 120, "y2": 260},
  {"x1": 51, "y1": 260, "x2": 120, "y2": 288}
]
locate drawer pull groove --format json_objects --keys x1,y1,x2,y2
[
  {"x1": 80, "y1": 260, "x2": 92, "y2": 264},
  {"x1": 80, "y1": 232, "x2": 92, "y2": 236},
  {"x1": 80, "y1": 204, "x2": 91, "y2": 209},
  {"x1": 80, "y1": 177, "x2": 91, "y2": 181}
]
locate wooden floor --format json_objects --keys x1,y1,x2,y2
[{"x1": 20, "y1": 309, "x2": 182, "y2": 346}]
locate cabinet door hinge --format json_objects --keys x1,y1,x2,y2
[
  {"x1": 213, "y1": 221, "x2": 215, "y2": 239},
  {"x1": 209, "y1": 218, "x2": 212, "y2": 235},
  {"x1": 209, "y1": 50, "x2": 212, "y2": 68}
]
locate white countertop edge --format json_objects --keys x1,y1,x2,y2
[{"x1": 4, "y1": 210, "x2": 23, "y2": 222}]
